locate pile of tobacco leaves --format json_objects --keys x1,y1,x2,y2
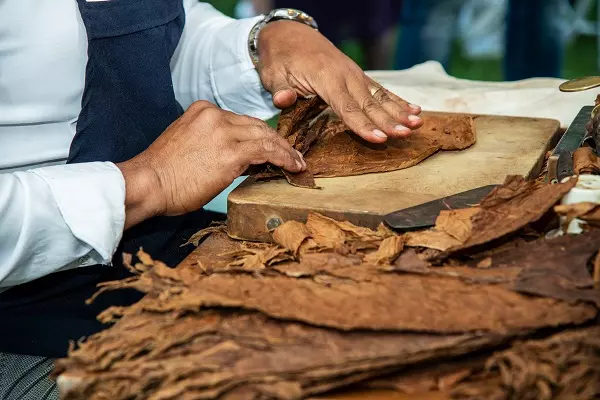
[
  {"x1": 55, "y1": 174, "x2": 600, "y2": 400},
  {"x1": 54, "y1": 98, "x2": 600, "y2": 399}
]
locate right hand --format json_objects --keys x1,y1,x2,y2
[{"x1": 117, "y1": 101, "x2": 305, "y2": 228}]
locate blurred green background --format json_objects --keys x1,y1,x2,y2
[{"x1": 205, "y1": 0, "x2": 598, "y2": 80}]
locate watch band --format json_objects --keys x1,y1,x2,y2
[{"x1": 248, "y1": 8, "x2": 318, "y2": 67}]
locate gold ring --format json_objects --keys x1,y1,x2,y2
[{"x1": 369, "y1": 85, "x2": 384, "y2": 97}]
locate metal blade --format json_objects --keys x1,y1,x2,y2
[
  {"x1": 383, "y1": 185, "x2": 498, "y2": 231},
  {"x1": 548, "y1": 106, "x2": 594, "y2": 182}
]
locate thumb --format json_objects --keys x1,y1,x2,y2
[{"x1": 266, "y1": 71, "x2": 297, "y2": 109}]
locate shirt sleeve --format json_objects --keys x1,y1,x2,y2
[
  {"x1": 171, "y1": 0, "x2": 279, "y2": 120},
  {"x1": 0, "y1": 162, "x2": 126, "y2": 288}
]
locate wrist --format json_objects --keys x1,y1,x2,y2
[
  {"x1": 250, "y1": 8, "x2": 319, "y2": 68},
  {"x1": 116, "y1": 158, "x2": 165, "y2": 230}
]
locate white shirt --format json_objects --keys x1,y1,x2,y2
[{"x1": 0, "y1": 0, "x2": 277, "y2": 289}]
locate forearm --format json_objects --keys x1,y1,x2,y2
[{"x1": 171, "y1": 0, "x2": 278, "y2": 119}]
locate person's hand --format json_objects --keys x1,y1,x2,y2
[
  {"x1": 116, "y1": 101, "x2": 305, "y2": 229},
  {"x1": 257, "y1": 21, "x2": 423, "y2": 144}
]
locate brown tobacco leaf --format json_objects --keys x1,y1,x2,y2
[
  {"x1": 363, "y1": 236, "x2": 405, "y2": 264},
  {"x1": 405, "y1": 229, "x2": 463, "y2": 251},
  {"x1": 255, "y1": 98, "x2": 477, "y2": 184},
  {"x1": 282, "y1": 169, "x2": 319, "y2": 189},
  {"x1": 361, "y1": 356, "x2": 485, "y2": 394},
  {"x1": 452, "y1": 326, "x2": 600, "y2": 400},
  {"x1": 182, "y1": 224, "x2": 227, "y2": 247},
  {"x1": 272, "y1": 221, "x2": 312, "y2": 256},
  {"x1": 456, "y1": 176, "x2": 577, "y2": 252},
  {"x1": 144, "y1": 263, "x2": 595, "y2": 334},
  {"x1": 472, "y1": 229, "x2": 600, "y2": 307},
  {"x1": 277, "y1": 96, "x2": 328, "y2": 144},
  {"x1": 56, "y1": 310, "x2": 498, "y2": 400},
  {"x1": 303, "y1": 212, "x2": 392, "y2": 250},
  {"x1": 225, "y1": 245, "x2": 293, "y2": 272},
  {"x1": 417, "y1": 112, "x2": 477, "y2": 150},
  {"x1": 405, "y1": 176, "x2": 577, "y2": 254},
  {"x1": 435, "y1": 208, "x2": 478, "y2": 242},
  {"x1": 573, "y1": 146, "x2": 600, "y2": 175},
  {"x1": 302, "y1": 111, "x2": 476, "y2": 179}
]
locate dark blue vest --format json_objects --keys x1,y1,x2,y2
[{"x1": 0, "y1": 0, "x2": 221, "y2": 358}]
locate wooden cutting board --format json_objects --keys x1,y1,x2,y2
[{"x1": 228, "y1": 113, "x2": 560, "y2": 242}]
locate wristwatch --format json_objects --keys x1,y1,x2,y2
[{"x1": 248, "y1": 8, "x2": 319, "y2": 67}]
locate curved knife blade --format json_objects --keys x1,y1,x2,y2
[{"x1": 383, "y1": 185, "x2": 498, "y2": 231}]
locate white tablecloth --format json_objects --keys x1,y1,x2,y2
[{"x1": 369, "y1": 61, "x2": 594, "y2": 129}]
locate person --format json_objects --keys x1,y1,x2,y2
[
  {"x1": 254, "y1": 0, "x2": 401, "y2": 70},
  {"x1": 394, "y1": 0, "x2": 566, "y2": 79},
  {"x1": 0, "y1": 1, "x2": 422, "y2": 398}
]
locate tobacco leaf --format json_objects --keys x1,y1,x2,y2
[
  {"x1": 303, "y1": 212, "x2": 392, "y2": 251},
  {"x1": 182, "y1": 224, "x2": 228, "y2": 247},
  {"x1": 573, "y1": 146, "x2": 600, "y2": 175},
  {"x1": 277, "y1": 96, "x2": 328, "y2": 144},
  {"x1": 56, "y1": 310, "x2": 499, "y2": 400},
  {"x1": 360, "y1": 356, "x2": 486, "y2": 394},
  {"x1": 363, "y1": 235, "x2": 405, "y2": 265},
  {"x1": 405, "y1": 229, "x2": 463, "y2": 252},
  {"x1": 254, "y1": 98, "x2": 477, "y2": 184},
  {"x1": 405, "y1": 176, "x2": 577, "y2": 254},
  {"x1": 435, "y1": 208, "x2": 478, "y2": 243},
  {"x1": 225, "y1": 245, "x2": 293, "y2": 272},
  {"x1": 282, "y1": 169, "x2": 319, "y2": 189},
  {"x1": 454, "y1": 176, "x2": 576, "y2": 252},
  {"x1": 452, "y1": 326, "x2": 600, "y2": 400},
  {"x1": 137, "y1": 264, "x2": 595, "y2": 334},
  {"x1": 272, "y1": 221, "x2": 312, "y2": 256}
]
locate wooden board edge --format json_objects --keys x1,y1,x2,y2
[{"x1": 227, "y1": 199, "x2": 384, "y2": 242}]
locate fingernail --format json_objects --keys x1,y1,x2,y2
[
  {"x1": 408, "y1": 115, "x2": 421, "y2": 122},
  {"x1": 295, "y1": 159, "x2": 303, "y2": 170},
  {"x1": 409, "y1": 103, "x2": 420, "y2": 110},
  {"x1": 394, "y1": 125, "x2": 411, "y2": 134},
  {"x1": 373, "y1": 129, "x2": 387, "y2": 139}
]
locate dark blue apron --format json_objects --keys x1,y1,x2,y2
[{"x1": 0, "y1": 0, "x2": 221, "y2": 358}]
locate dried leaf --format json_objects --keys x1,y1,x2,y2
[
  {"x1": 283, "y1": 169, "x2": 319, "y2": 189},
  {"x1": 452, "y1": 326, "x2": 600, "y2": 400},
  {"x1": 363, "y1": 236, "x2": 405, "y2": 265},
  {"x1": 254, "y1": 98, "x2": 477, "y2": 183},
  {"x1": 405, "y1": 229, "x2": 463, "y2": 251},
  {"x1": 56, "y1": 310, "x2": 496, "y2": 400},
  {"x1": 272, "y1": 221, "x2": 312, "y2": 256},
  {"x1": 407, "y1": 176, "x2": 577, "y2": 255},
  {"x1": 183, "y1": 225, "x2": 227, "y2": 247},
  {"x1": 572, "y1": 146, "x2": 600, "y2": 175},
  {"x1": 435, "y1": 208, "x2": 478, "y2": 243}
]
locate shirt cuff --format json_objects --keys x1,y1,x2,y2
[
  {"x1": 32, "y1": 162, "x2": 125, "y2": 263},
  {"x1": 209, "y1": 16, "x2": 279, "y2": 120}
]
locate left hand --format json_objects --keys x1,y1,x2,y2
[{"x1": 257, "y1": 20, "x2": 423, "y2": 144}]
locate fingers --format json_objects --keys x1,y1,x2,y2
[
  {"x1": 238, "y1": 138, "x2": 305, "y2": 173},
  {"x1": 382, "y1": 87, "x2": 422, "y2": 115},
  {"x1": 225, "y1": 115, "x2": 306, "y2": 172},
  {"x1": 261, "y1": 68, "x2": 299, "y2": 109}
]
